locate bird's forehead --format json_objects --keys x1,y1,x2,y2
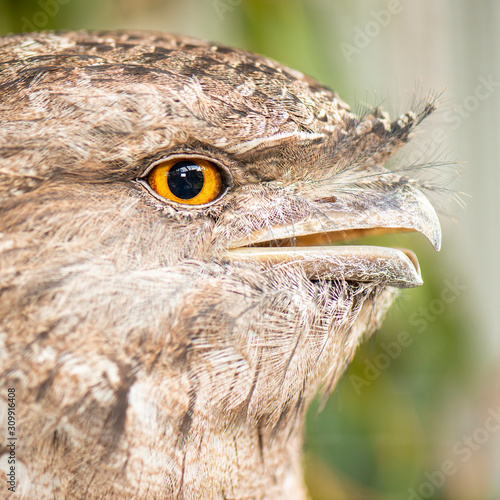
[{"x1": 0, "y1": 31, "x2": 353, "y2": 155}]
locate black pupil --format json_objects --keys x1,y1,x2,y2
[{"x1": 167, "y1": 161, "x2": 204, "y2": 200}]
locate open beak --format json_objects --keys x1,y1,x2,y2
[{"x1": 225, "y1": 182, "x2": 441, "y2": 289}]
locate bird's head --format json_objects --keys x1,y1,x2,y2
[{"x1": 0, "y1": 30, "x2": 441, "y2": 497}]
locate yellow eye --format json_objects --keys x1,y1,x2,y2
[{"x1": 147, "y1": 158, "x2": 223, "y2": 205}]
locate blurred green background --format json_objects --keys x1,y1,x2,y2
[{"x1": 1, "y1": 1, "x2": 498, "y2": 499}]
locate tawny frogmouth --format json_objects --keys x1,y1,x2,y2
[{"x1": 0, "y1": 31, "x2": 440, "y2": 499}]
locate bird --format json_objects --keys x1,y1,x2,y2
[{"x1": 0, "y1": 30, "x2": 441, "y2": 499}]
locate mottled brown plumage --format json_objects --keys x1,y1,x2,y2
[{"x1": 0, "y1": 31, "x2": 440, "y2": 499}]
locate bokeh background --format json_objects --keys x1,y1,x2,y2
[{"x1": 1, "y1": 1, "x2": 498, "y2": 499}]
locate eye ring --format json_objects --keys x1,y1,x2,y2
[{"x1": 144, "y1": 157, "x2": 225, "y2": 206}]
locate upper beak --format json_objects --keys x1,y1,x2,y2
[{"x1": 224, "y1": 181, "x2": 441, "y2": 289}]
